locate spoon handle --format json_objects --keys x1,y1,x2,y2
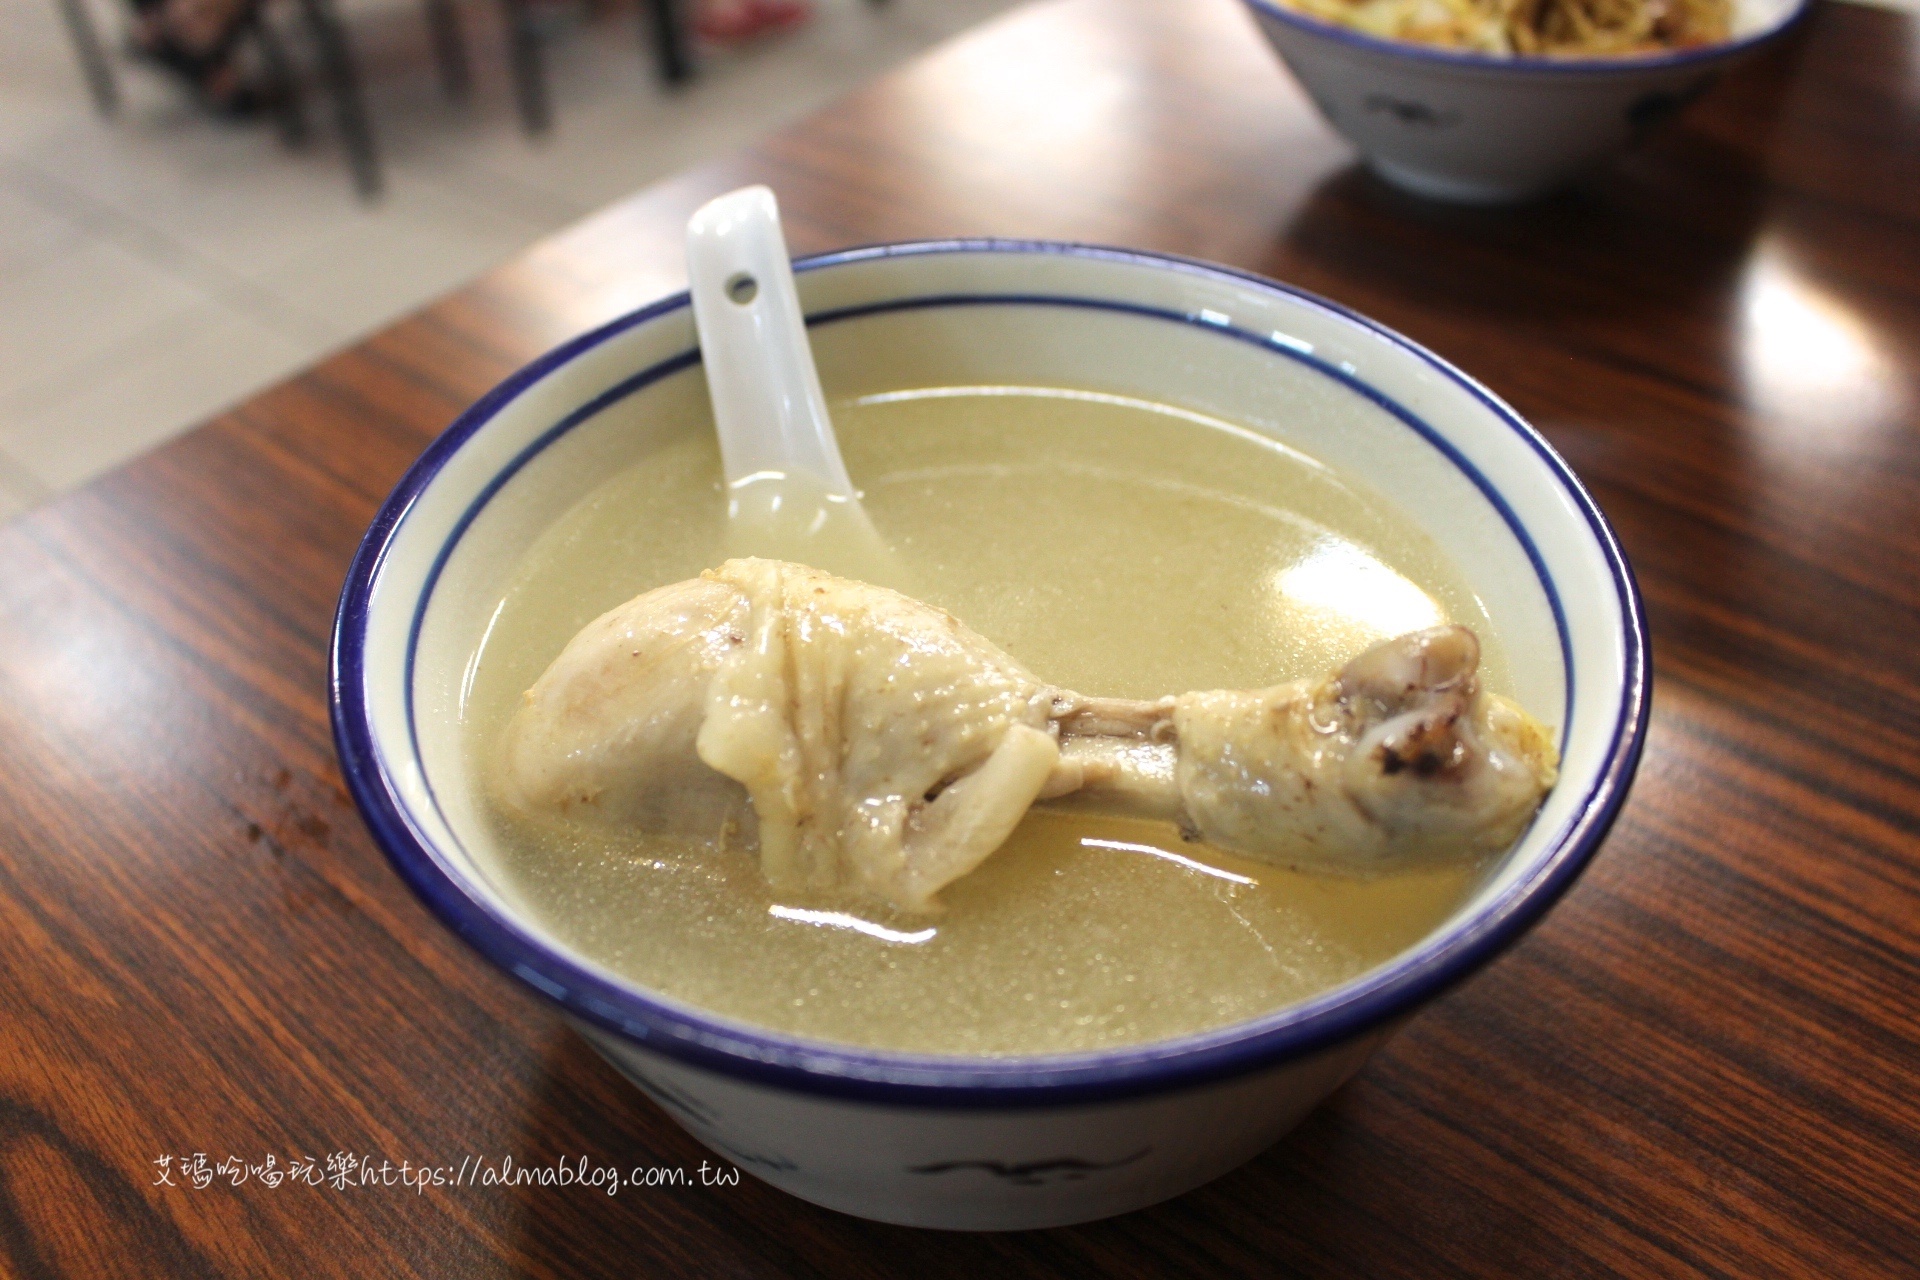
[{"x1": 686, "y1": 185, "x2": 855, "y2": 498}]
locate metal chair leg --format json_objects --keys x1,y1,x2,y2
[
  {"x1": 295, "y1": 0, "x2": 382, "y2": 199},
  {"x1": 501, "y1": 0, "x2": 551, "y2": 135},
  {"x1": 54, "y1": 0, "x2": 120, "y2": 115},
  {"x1": 424, "y1": 0, "x2": 471, "y2": 100},
  {"x1": 251, "y1": 13, "x2": 308, "y2": 147},
  {"x1": 645, "y1": 0, "x2": 690, "y2": 85}
]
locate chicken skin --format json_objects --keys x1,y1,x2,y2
[{"x1": 497, "y1": 559, "x2": 1558, "y2": 911}]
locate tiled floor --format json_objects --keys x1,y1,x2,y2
[{"x1": 0, "y1": 0, "x2": 1020, "y2": 516}]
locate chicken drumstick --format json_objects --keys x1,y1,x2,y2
[{"x1": 497, "y1": 559, "x2": 1558, "y2": 911}]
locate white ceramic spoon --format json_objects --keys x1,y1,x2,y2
[{"x1": 686, "y1": 185, "x2": 897, "y2": 583}]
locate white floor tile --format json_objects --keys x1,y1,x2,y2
[
  {"x1": 0, "y1": 236, "x2": 215, "y2": 408},
  {"x1": 0, "y1": 178, "x2": 89, "y2": 283},
  {"x1": 0, "y1": 300, "x2": 310, "y2": 491},
  {"x1": 247, "y1": 183, "x2": 550, "y2": 345}
]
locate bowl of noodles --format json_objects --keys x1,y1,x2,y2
[{"x1": 1243, "y1": 0, "x2": 1808, "y2": 202}]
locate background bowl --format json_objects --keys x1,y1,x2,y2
[
  {"x1": 1242, "y1": 0, "x2": 1808, "y2": 203},
  {"x1": 332, "y1": 240, "x2": 1649, "y2": 1229}
]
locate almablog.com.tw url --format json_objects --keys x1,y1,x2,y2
[{"x1": 152, "y1": 1153, "x2": 741, "y2": 1195}]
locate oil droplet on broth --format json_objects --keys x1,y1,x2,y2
[{"x1": 466, "y1": 386, "x2": 1505, "y2": 1055}]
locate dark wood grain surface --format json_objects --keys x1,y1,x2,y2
[{"x1": 3, "y1": 0, "x2": 1916, "y2": 1274}]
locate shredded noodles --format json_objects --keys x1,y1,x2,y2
[{"x1": 1279, "y1": 0, "x2": 1735, "y2": 56}]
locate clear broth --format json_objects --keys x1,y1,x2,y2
[{"x1": 464, "y1": 387, "x2": 1503, "y2": 1055}]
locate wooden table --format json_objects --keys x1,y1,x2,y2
[{"x1": 3, "y1": 0, "x2": 1915, "y2": 1273}]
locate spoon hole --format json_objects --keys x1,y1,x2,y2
[{"x1": 726, "y1": 272, "x2": 759, "y2": 305}]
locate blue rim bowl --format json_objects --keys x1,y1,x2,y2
[
  {"x1": 330, "y1": 239, "x2": 1651, "y2": 1110},
  {"x1": 1240, "y1": 0, "x2": 1810, "y2": 76}
]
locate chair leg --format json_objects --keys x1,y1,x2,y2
[
  {"x1": 295, "y1": 0, "x2": 382, "y2": 199},
  {"x1": 424, "y1": 0, "x2": 471, "y2": 100},
  {"x1": 55, "y1": 0, "x2": 120, "y2": 115},
  {"x1": 500, "y1": 0, "x2": 551, "y2": 135},
  {"x1": 251, "y1": 13, "x2": 308, "y2": 147},
  {"x1": 644, "y1": 0, "x2": 690, "y2": 86}
]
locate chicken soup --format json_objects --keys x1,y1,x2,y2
[{"x1": 462, "y1": 386, "x2": 1551, "y2": 1054}]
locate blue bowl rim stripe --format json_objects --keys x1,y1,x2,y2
[
  {"x1": 330, "y1": 238, "x2": 1651, "y2": 1108},
  {"x1": 1240, "y1": 0, "x2": 1809, "y2": 76}
]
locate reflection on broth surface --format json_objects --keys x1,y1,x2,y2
[
  {"x1": 464, "y1": 387, "x2": 1512, "y2": 1054},
  {"x1": 494, "y1": 809, "x2": 1485, "y2": 1054}
]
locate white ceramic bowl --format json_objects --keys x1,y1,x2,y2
[
  {"x1": 332, "y1": 241, "x2": 1649, "y2": 1230},
  {"x1": 1243, "y1": 0, "x2": 1807, "y2": 202}
]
